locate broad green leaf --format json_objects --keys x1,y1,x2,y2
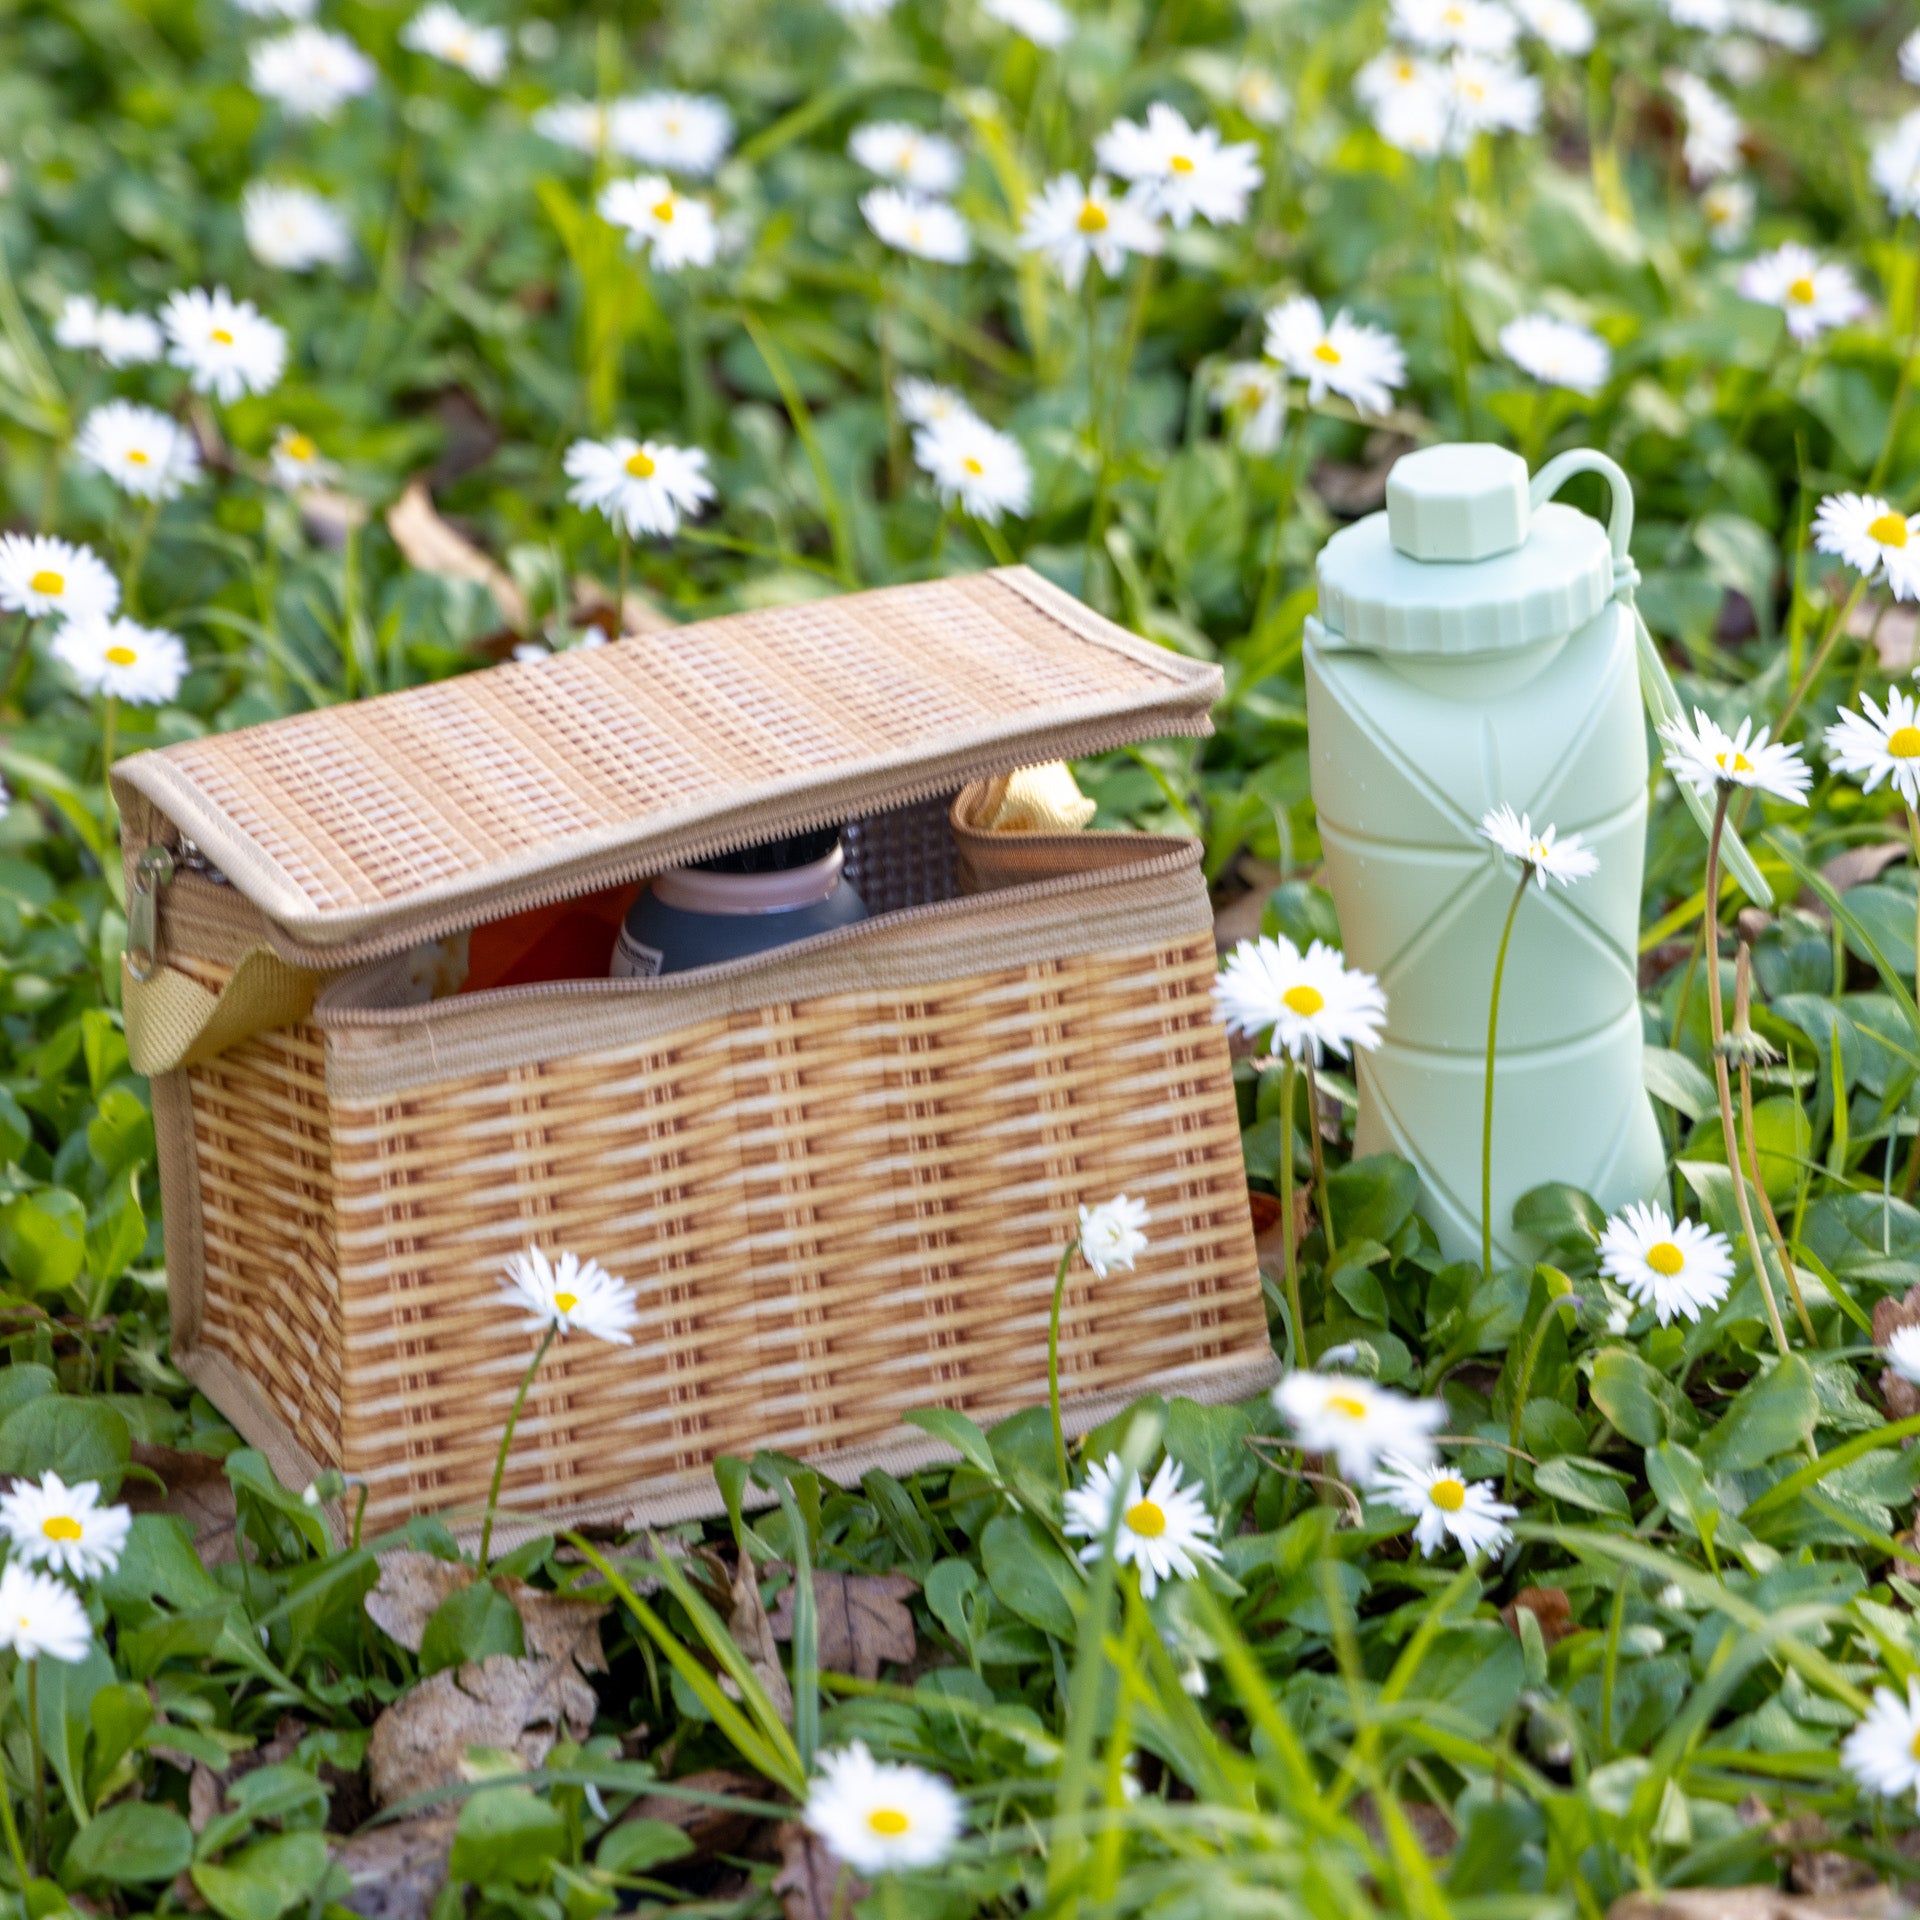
[
  {"x1": 1589, "y1": 1348, "x2": 1679, "y2": 1448},
  {"x1": 419, "y1": 1578, "x2": 524, "y2": 1678},
  {"x1": 448, "y1": 1786, "x2": 567, "y2": 1888},
  {"x1": 1164, "y1": 1397, "x2": 1260, "y2": 1517},
  {"x1": 1328, "y1": 1155, "x2": 1420, "y2": 1246},
  {"x1": 1531, "y1": 1456, "x2": 1630, "y2": 1519},
  {"x1": 0, "y1": 1396, "x2": 131, "y2": 1496},
  {"x1": 85, "y1": 1087, "x2": 152, "y2": 1178},
  {"x1": 595, "y1": 1820, "x2": 694, "y2": 1876},
  {"x1": 191, "y1": 1832, "x2": 330, "y2": 1920},
  {"x1": 902, "y1": 1408, "x2": 999, "y2": 1479},
  {"x1": 63, "y1": 1802, "x2": 192, "y2": 1886},
  {"x1": 1, "y1": 1188, "x2": 87, "y2": 1295},
  {"x1": 980, "y1": 1511, "x2": 1080, "y2": 1638},
  {"x1": 85, "y1": 1167, "x2": 145, "y2": 1291},
  {"x1": 1511, "y1": 1183, "x2": 1607, "y2": 1255},
  {"x1": 1697, "y1": 1354, "x2": 1819, "y2": 1474},
  {"x1": 1641, "y1": 1047, "x2": 1716, "y2": 1122}
]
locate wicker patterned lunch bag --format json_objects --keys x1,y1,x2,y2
[{"x1": 114, "y1": 568, "x2": 1274, "y2": 1533}]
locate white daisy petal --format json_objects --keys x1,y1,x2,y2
[
  {"x1": 861, "y1": 187, "x2": 971, "y2": 264},
  {"x1": 1018, "y1": 173, "x2": 1160, "y2": 290},
  {"x1": 497, "y1": 1246, "x2": 640, "y2": 1345},
  {"x1": 75, "y1": 402, "x2": 201, "y2": 503},
  {"x1": 1094, "y1": 102, "x2": 1262, "y2": 229},
  {"x1": 910, "y1": 413, "x2": 1030, "y2": 523},
  {"x1": 161, "y1": 287, "x2": 288, "y2": 403},
  {"x1": 598, "y1": 176, "x2": 720, "y2": 272},
  {"x1": 0, "y1": 1471, "x2": 132, "y2": 1580},
  {"x1": 1480, "y1": 804, "x2": 1600, "y2": 889},
  {"x1": 1843, "y1": 1681, "x2": 1920, "y2": 1809},
  {"x1": 1497, "y1": 314, "x2": 1610, "y2": 396},
  {"x1": 849, "y1": 122, "x2": 963, "y2": 195},
  {"x1": 803, "y1": 1743, "x2": 962, "y2": 1875},
  {"x1": 1597, "y1": 1201, "x2": 1735, "y2": 1325},
  {"x1": 1884, "y1": 1324, "x2": 1920, "y2": 1385},
  {"x1": 1062, "y1": 1454, "x2": 1222, "y2": 1598},
  {"x1": 1737, "y1": 241, "x2": 1867, "y2": 343},
  {"x1": 51, "y1": 619, "x2": 188, "y2": 706},
  {"x1": 1263, "y1": 296, "x2": 1406, "y2": 417},
  {"x1": 1272, "y1": 1372, "x2": 1444, "y2": 1482},
  {"x1": 243, "y1": 183, "x2": 354, "y2": 273},
  {"x1": 1371, "y1": 1456, "x2": 1516, "y2": 1558},
  {"x1": 1213, "y1": 933, "x2": 1387, "y2": 1065},
  {"x1": 1659, "y1": 707, "x2": 1811, "y2": 806},
  {"x1": 564, "y1": 435, "x2": 716, "y2": 539},
  {"x1": 1826, "y1": 687, "x2": 1920, "y2": 808},
  {"x1": 1078, "y1": 1196, "x2": 1149, "y2": 1278},
  {"x1": 249, "y1": 26, "x2": 376, "y2": 122},
  {"x1": 0, "y1": 535, "x2": 120, "y2": 624},
  {"x1": 401, "y1": 4, "x2": 508, "y2": 82},
  {"x1": 611, "y1": 92, "x2": 733, "y2": 177},
  {"x1": 0, "y1": 1562, "x2": 93, "y2": 1664}
]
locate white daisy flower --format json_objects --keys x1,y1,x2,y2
[
  {"x1": 269, "y1": 426, "x2": 339, "y2": 491},
  {"x1": 0, "y1": 1563, "x2": 92, "y2": 1665},
  {"x1": 1440, "y1": 52, "x2": 1541, "y2": 142},
  {"x1": 1730, "y1": 0, "x2": 1817, "y2": 51},
  {"x1": 248, "y1": 26, "x2": 377, "y2": 122},
  {"x1": 232, "y1": 0, "x2": 316, "y2": 16},
  {"x1": 1078, "y1": 1195, "x2": 1149, "y2": 1277},
  {"x1": 1210, "y1": 359, "x2": 1286, "y2": 455},
  {"x1": 1667, "y1": 0, "x2": 1732, "y2": 26},
  {"x1": 1668, "y1": 71, "x2": 1743, "y2": 182},
  {"x1": 1497, "y1": 314, "x2": 1611, "y2": 395},
  {"x1": 1094, "y1": 102, "x2": 1263, "y2": 229},
  {"x1": 1263, "y1": 296, "x2": 1406, "y2": 417},
  {"x1": 0, "y1": 535, "x2": 119, "y2": 625},
  {"x1": 1873, "y1": 112, "x2": 1920, "y2": 218},
  {"x1": 1508, "y1": 0, "x2": 1595, "y2": 55},
  {"x1": 981, "y1": 0, "x2": 1072, "y2": 47},
  {"x1": 1826, "y1": 688, "x2": 1920, "y2": 809},
  {"x1": 894, "y1": 377, "x2": 976, "y2": 429},
  {"x1": 1660, "y1": 707, "x2": 1812, "y2": 806},
  {"x1": 828, "y1": 0, "x2": 897, "y2": 16},
  {"x1": 1885, "y1": 1324, "x2": 1920, "y2": 1383},
  {"x1": 75, "y1": 402, "x2": 201, "y2": 503},
  {"x1": 563, "y1": 435, "x2": 715, "y2": 539},
  {"x1": 611, "y1": 92, "x2": 734, "y2": 177},
  {"x1": 1597, "y1": 1201, "x2": 1735, "y2": 1325},
  {"x1": 803, "y1": 1743, "x2": 962, "y2": 1876},
  {"x1": 1391, "y1": 0, "x2": 1518, "y2": 53},
  {"x1": 52, "y1": 619, "x2": 188, "y2": 706},
  {"x1": 161, "y1": 287, "x2": 288, "y2": 403},
  {"x1": 1738, "y1": 242, "x2": 1867, "y2": 343},
  {"x1": 1843, "y1": 1682, "x2": 1920, "y2": 1808},
  {"x1": 911, "y1": 412, "x2": 1031, "y2": 524},
  {"x1": 860, "y1": 188, "x2": 972, "y2": 264},
  {"x1": 498, "y1": 1246, "x2": 640, "y2": 1345},
  {"x1": 0, "y1": 1471, "x2": 132, "y2": 1581},
  {"x1": 1480, "y1": 804, "x2": 1600, "y2": 888},
  {"x1": 1813, "y1": 491, "x2": 1920, "y2": 597},
  {"x1": 1018, "y1": 173, "x2": 1160, "y2": 290},
  {"x1": 849, "y1": 122, "x2": 963, "y2": 195},
  {"x1": 1213, "y1": 932, "x2": 1388, "y2": 1065},
  {"x1": 242, "y1": 182, "x2": 353, "y2": 274},
  {"x1": 53, "y1": 296, "x2": 163, "y2": 367},
  {"x1": 1701, "y1": 177, "x2": 1755, "y2": 249},
  {"x1": 597, "y1": 177, "x2": 720, "y2": 272},
  {"x1": 533, "y1": 97, "x2": 614, "y2": 155},
  {"x1": 1359, "y1": 57, "x2": 1451, "y2": 157},
  {"x1": 1356, "y1": 47, "x2": 1436, "y2": 108},
  {"x1": 1273, "y1": 1372, "x2": 1444, "y2": 1482},
  {"x1": 1062, "y1": 1455, "x2": 1222, "y2": 1597},
  {"x1": 1905, "y1": 27, "x2": 1920, "y2": 84},
  {"x1": 401, "y1": 4, "x2": 508, "y2": 82},
  {"x1": 1371, "y1": 1456, "x2": 1517, "y2": 1558},
  {"x1": 1221, "y1": 65, "x2": 1288, "y2": 126}
]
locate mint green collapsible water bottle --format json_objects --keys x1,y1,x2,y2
[{"x1": 1303, "y1": 443, "x2": 1769, "y2": 1267}]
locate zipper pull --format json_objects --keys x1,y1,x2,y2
[{"x1": 126, "y1": 846, "x2": 176, "y2": 983}]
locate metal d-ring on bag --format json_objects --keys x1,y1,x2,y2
[{"x1": 1304, "y1": 442, "x2": 1768, "y2": 1266}]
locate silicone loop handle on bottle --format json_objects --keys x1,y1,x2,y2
[{"x1": 1530, "y1": 450, "x2": 1775, "y2": 911}]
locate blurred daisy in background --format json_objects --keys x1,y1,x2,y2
[
  {"x1": 248, "y1": 26, "x2": 377, "y2": 121},
  {"x1": 0, "y1": 1563, "x2": 92, "y2": 1665},
  {"x1": 612, "y1": 92, "x2": 734, "y2": 175},
  {"x1": 1498, "y1": 314, "x2": 1611, "y2": 394},
  {"x1": 52, "y1": 619, "x2": 189, "y2": 705},
  {"x1": 1210, "y1": 360, "x2": 1286, "y2": 454},
  {"x1": 564, "y1": 436, "x2": 715, "y2": 537},
  {"x1": 850, "y1": 122, "x2": 963, "y2": 194},
  {"x1": 1273, "y1": 1372, "x2": 1444, "y2": 1481},
  {"x1": 0, "y1": 535, "x2": 119, "y2": 625},
  {"x1": 1020, "y1": 173, "x2": 1160, "y2": 288},
  {"x1": 161, "y1": 287, "x2": 288, "y2": 401},
  {"x1": 861, "y1": 187, "x2": 971, "y2": 263},
  {"x1": 242, "y1": 182, "x2": 353, "y2": 272},
  {"x1": 75, "y1": 402, "x2": 202, "y2": 502},
  {"x1": 269, "y1": 426, "x2": 340, "y2": 490},
  {"x1": 1668, "y1": 70, "x2": 1743, "y2": 180},
  {"x1": 401, "y1": 4, "x2": 508, "y2": 82},
  {"x1": 1701, "y1": 177, "x2": 1755, "y2": 248},
  {"x1": 1508, "y1": 0, "x2": 1595, "y2": 55},
  {"x1": 0, "y1": 1471, "x2": 131, "y2": 1581},
  {"x1": 1813, "y1": 491, "x2": 1920, "y2": 597},
  {"x1": 598, "y1": 177, "x2": 720, "y2": 270},
  {"x1": 1738, "y1": 241, "x2": 1866, "y2": 341},
  {"x1": 1264, "y1": 296, "x2": 1407, "y2": 417},
  {"x1": 1841, "y1": 1683, "x2": 1920, "y2": 1809},
  {"x1": 803, "y1": 1743, "x2": 962, "y2": 1876},
  {"x1": 53, "y1": 295, "x2": 164, "y2": 366},
  {"x1": 1096, "y1": 102, "x2": 1262, "y2": 227},
  {"x1": 895, "y1": 377, "x2": 976, "y2": 429},
  {"x1": 533, "y1": 96, "x2": 613, "y2": 154},
  {"x1": 912, "y1": 413, "x2": 1031, "y2": 523},
  {"x1": 981, "y1": 0, "x2": 1072, "y2": 47},
  {"x1": 1391, "y1": 0, "x2": 1518, "y2": 54}
]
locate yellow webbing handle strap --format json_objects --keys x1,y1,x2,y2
[{"x1": 122, "y1": 946, "x2": 318, "y2": 1077}]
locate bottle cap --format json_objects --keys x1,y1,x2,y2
[{"x1": 1386, "y1": 443, "x2": 1530, "y2": 561}]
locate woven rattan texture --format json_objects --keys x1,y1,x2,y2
[
  {"x1": 324, "y1": 931, "x2": 1262, "y2": 1529},
  {"x1": 841, "y1": 796, "x2": 961, "y2": 913},
  {"x1": 130, "y1": 572, "x2": 1195, "y2": 925},
  {"x1": 185, "y1": 1015, "x2": 344, "y2": 1467}
]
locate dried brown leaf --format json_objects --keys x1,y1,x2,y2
[
  {"x1": 729, "y1": 1558, "x2": 793, "y2": 1725},
  {"x1": 1820, "y1": 842, "x2": 1908, "y2": 897},
  {"x1": 126, "y1": 1443, "x2": 239, "y2": 1568},
  {"x1": 1609, "y1": 1889, "x2": 1897, "y2": 1920},
  {"x1": 767, "y1": 1572, "x2": 916, "y2": 1683},
  {"x1": 570, "y1": 575, "x2": 677, "y2": 637},
  {"x1": 1876, "y1": 1285, "x2": 1920, "y2": 1422},
  {"x1": 773, "y1": 1821, "x2": 865, "y2": 1920},
  {"x1": 497, "y1": 1578, "x2": 608, "y2": 1672},
  {"x1": 331, "y1": 1813, "x2": 456, "y2": 1920},
  {"x1": 1501, "y1": 1586, "x2": 1576, "y2": 1649},
  {"x1": 617, "y1": 1769, "x2": 764, "y2": 1862},
  {"x1": 385, "y1": 480, "x2": 528, "y2": 630},
  {"x1": 366, "y1": 1653, "x2": 597, "y2": 1807},
  {"x1": 365, "y1": 1552, "x2": 474, "y2": 1653}
]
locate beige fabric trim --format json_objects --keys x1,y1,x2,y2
[
  {"x1": 443, "y1": 1348, "x2": 1282, "y2": 1548},
  {"x1": 316, "y1": 848, "x2": 1213, "y2": 1102},
  {"x1": 152, "y1": 1072, "x2": 207, "y2": 1357},
  {"x1": 124, "y1": 949, "x2": 319, "y2": 1076},
  {"x1": 176, "y1": 1346, "x2": 326, "y2": 1496}
]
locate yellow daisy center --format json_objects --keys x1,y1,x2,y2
[
  {"x1": 126, "y1": 449, "x2": 150, "y2": 466},
  {"x1": 1645, "y1": 1241, "x2": 1685, "y2": 1276},
  {"x1": 1871, "y1": 511, "x2": 1911, "y2": 548},
  {"x1": 1890, "y1": 726, "x2": 1920, "y2": 759},
  {"x1": 1462, "y1": 79, "x2": 1486, "y2": 100},
  {"x1": 962, "y1": 455, "x2": 985, "y2": 475},
  {"x1": 105, "y1": 645, "x2": 139, "y2": 667},
  {"x1": 1395, "y1": 57, "x2": 1415, "y2": 80},
  {"x1": 1327, "y1": 1393, "x2": 1367, "y2": 1419},
  {"x1": 553, "y1": 1290, "x2": 578, "y2": 1313},
  {"x1": 1786, "y1": 276, "x2": 1816, "y2": 305},
  {"x1": 29, "y1": 570, "x2": 63, "y2": 595},
  {"x1": 41, "y1": 1515, "x2": 82, "y2": 1542},
  {"x1": 1428, "y1": 1477, "x2": 1466, "y2": 1513},
  {"x1": 211, "y1": 327, "x2": 235, "y2": 345},
  {"x1": 1125, "y1": 1498, "x2": 1168, "y2": 1538},
  {"x1": 284, "y1": 432, "x2": 316, "y2": 463},
  {"x1": 1282, "y1": 984, "x2": 1325, "y2": 1017},
  {"x1": 625, "y1": 450, "x2": 657, "y2": 479},
  {"x1": 1077, "y1": 199, "x2": 1109, "y2": 233},
  {"x1": 1910, "y1": 1728, "x2": 1920, "y2": 1762},
  {"x1": 653, "y1": 199, "x2": 676, "y2": 223},
  {"x1": 1169, "y1": 153, "x2": 1195, "y2": 174},
  {"x1": 867, "y1": 1808, "x2": 910, "y2": 1836},
  {"x1": 1312, "y1": 341, "x2": 1342, "y2": 365},
  {"x1": 1442, "y1": 3, "x2": 1466, "y2": 19},
  {"x1": 1715, "y1": 749, "x2": 1753, "y2": 775}
]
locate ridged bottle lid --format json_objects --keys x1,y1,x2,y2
[{"x1": 1316, "y1": 442, "x2": 1614, "y2": 656}]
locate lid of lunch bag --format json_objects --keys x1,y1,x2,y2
[
  {"x1": 111, "y1": 567, "x2": 1219, "y2": 965},
  {"x1": 1314, "y1": 442, "x2": 1616, "y2": 656}
]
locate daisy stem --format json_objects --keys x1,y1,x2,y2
[
  {"x1": 1303, "y1": 1055, "x2": 1336, "y2": 1259},
  {"x1": 1704, "y1": 786, "x2": 1793, "y2": 1359},
  {"x1": 0, "y1": 1720, "x2": 27, "y2": 1890},
  {"x1": 1048, "y1": 1238, "x2": 1078, "y2": 1489},
  {"x1": 1279, "y1": 1053, "x2": 1306, "y2": 1365},
  {"x1": 1870, "y1": 243, "x2": 1920, "y2": 493},
  {"x1": 1504, "y1": 1286, "x2": 1575, "y2": 1502},
  {"x1": 0, "y1": 613, "x2": 32, "y2": 715},
  {"x1": 829, "y1": 1864, "x2": 852, "y2": 1920},
  {"x1": 1775, "y1": 573, "x2": 1867, "y2": 738},
  {"x1": 1482, "y1": 868, "x2": 1532, "y2": 1283},
  {"x1": 975, "y1": 516, "x2": 1016, "y2": 565},
  {"x1": 1904, "y1": 802, "x2": 1920, "y2": 1201},
  {"x1": 616, "y1": 529, "x2": 631, "y2": 636},
  {"x1": 479, "y1": 1323, "x2": 557, "y2": 1572},
  {"x1": 121, "y1": 495, "x2": 161, "y2": 620},
  {"x1": 100, "y1": 695, "x2": 117, "y2": 838},
  {"x1": 25, "y1": 1660, "x2": 42, "y2": 1876},
  {"x1": 1734, "y1": 942, "x2": 1815, "y2": 1343}
]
